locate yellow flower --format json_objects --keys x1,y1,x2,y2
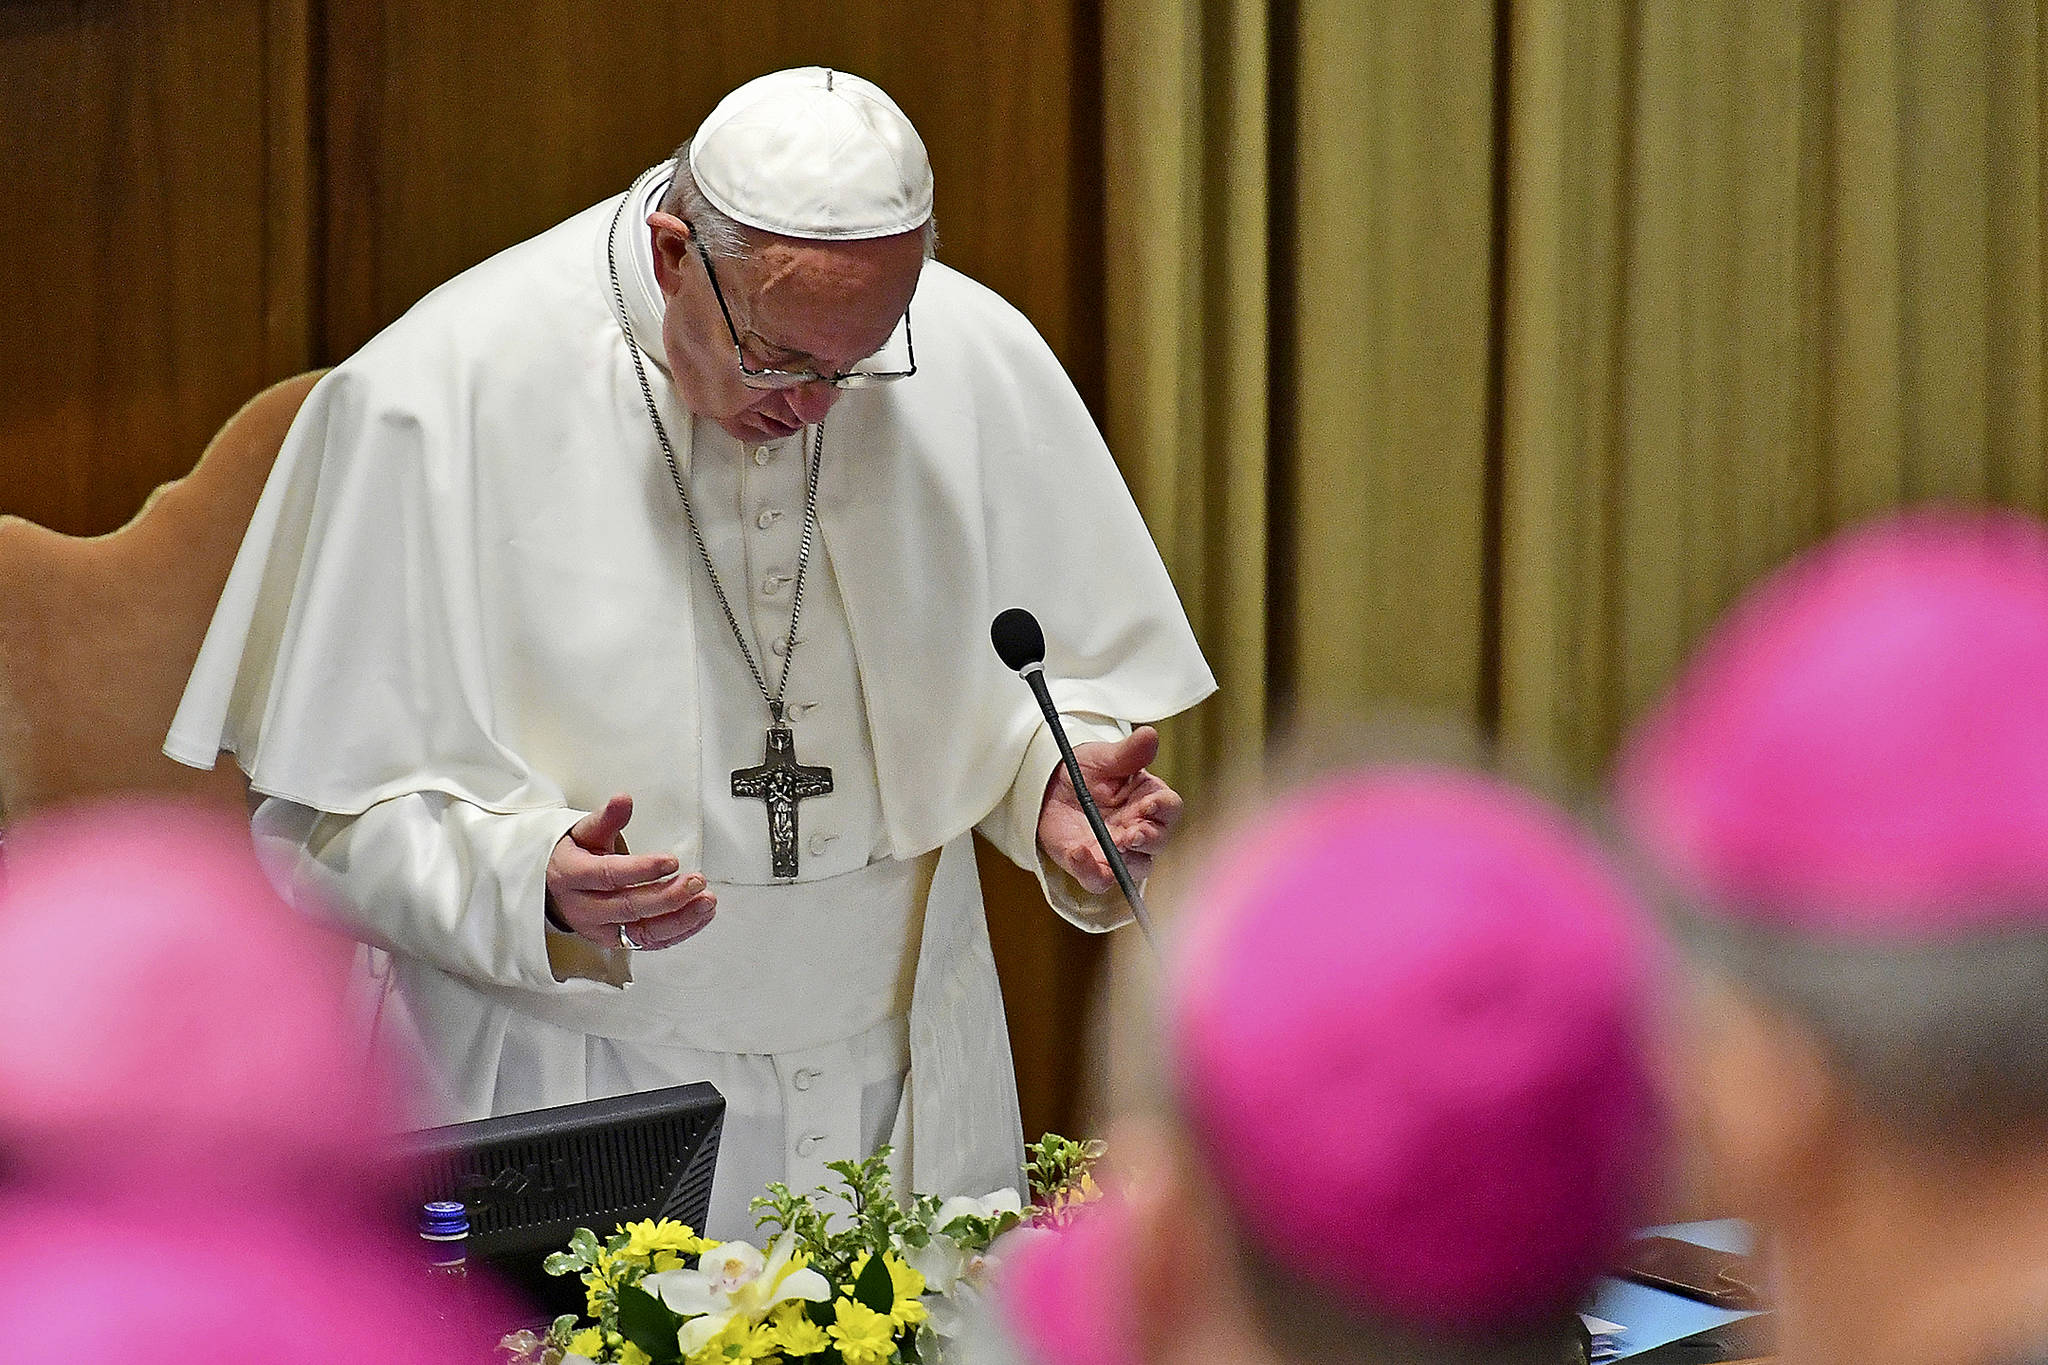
[
  {"x1": 586, "y1": 1248, "x2": 620, "y2": 1315},
  {"x1": 622, "y1": 1218, "x2": 711, "y2": 1259},
  {"x1": 683, "y1": 1316, "x2": 779, "y2": 1365},
  {"x1": 621, "y1": 1344, "x2": 652, "y2": 1365},
  {"x1": 769, "y1": 1302, "x2": 832, "y2": 1356},
  {"x1": 566, "y1": 1327, "x2": 604, "y2": 1359},
  {"x1": 827, "y1": 1296, "x2": 899, "y2": 1365},
  {"x1": 847, "y1": 1253, "x2": 930, "y2": 1330}
]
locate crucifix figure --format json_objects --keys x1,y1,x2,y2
[{"x1": 732, "y1": 723, "x2": 835, "y2": 878}]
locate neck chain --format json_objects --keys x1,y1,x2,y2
[{"x1": 605, "y1": 181, "x2": 823, "y2": 727}]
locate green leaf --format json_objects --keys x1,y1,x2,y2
[
  {"x1": 854, "y1": 1252, "x2": 895, "y2": 1315},
  {"x1": 615, "y1": 1283, "x2": 682, "y2": 1364},
  {"x1": 543, "y1": 1252, "x2": 580, "y2": 1277},
  {"x1": 570, "y1": 1227, "x2": 603, "y2": 1261}
]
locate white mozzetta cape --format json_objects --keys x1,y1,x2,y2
[
  {"x1": 170, "y1": 187, "x2": 1211, "y2": 858},
  {"x1": 167, "y1": 173, "x2": 1214, "y2": 1201}
]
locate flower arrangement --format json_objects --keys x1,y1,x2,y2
[{"x1": 502, "y1": 1135, "x2": 1103, "y2": 1365}]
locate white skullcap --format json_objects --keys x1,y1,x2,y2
[{"x1": 688, "y1": 67, "x2": 934, "y2": 241}]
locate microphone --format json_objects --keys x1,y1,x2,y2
[{"x1": 991, "y1": 608, "x2": 1156, "y2": 946}]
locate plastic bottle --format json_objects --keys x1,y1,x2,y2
[{"x1": 419, "y1": 1200, "x2": 470, "y2": 1278}]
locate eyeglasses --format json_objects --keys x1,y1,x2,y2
[{"x1": 695, "y1": 240, "x2": 917, "y2": 390}]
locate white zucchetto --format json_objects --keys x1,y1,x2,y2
[{"x1": 688, "y1": 67, "x2": 934, "y2": 241}]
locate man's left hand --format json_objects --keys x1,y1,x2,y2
[{"x1": 1037, "y1": 725, "x2": 1184, "y2": 895}]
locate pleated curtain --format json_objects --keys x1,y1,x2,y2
[{"x1": 1104, "y1": 0, "x2": 2048, "y2": 791}]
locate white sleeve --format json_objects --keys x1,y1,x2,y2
[
  {"x1": 976, "y1": 710, "x2": 1136, "y2": 933},
  {"x1": 251, "y1": 792, "x2": 609, "y2": 990}
]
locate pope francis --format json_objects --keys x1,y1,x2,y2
[{"x1": 165, "y1": 67, "x2": 1215, "y2": 1235}]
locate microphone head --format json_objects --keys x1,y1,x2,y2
[{"x1": 991, "y1": 608, "x2": 1047, "y2": 672}]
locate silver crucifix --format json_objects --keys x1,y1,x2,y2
[{"x1": 731, "y1": 724, "x2": 834, "y2": 878}]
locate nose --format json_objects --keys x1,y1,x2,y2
[{"x1": 784, "y1": 381, "x2": 839, "y2": 426}]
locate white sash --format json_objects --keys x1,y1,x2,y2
[{"x1": 465, "y1": 852, "x2": 932, "y2": 1054}]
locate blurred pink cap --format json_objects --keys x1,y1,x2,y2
[
  {"x1": 1617, "y1": 508, "x2": 2048, "y2": 934},
  {"x1": 999, "y1": 1198, "x2": 1139, "y2": 1365},
  {"x1": 0, "y1": 1192, "x2": 508, "y2": 1364},
  {"x1": 1168, "y1": 770, "x2": 1664, "y2": 1332},
  {"x1": 0, "y1": 799, "x2": 421, "y2": 1197}
]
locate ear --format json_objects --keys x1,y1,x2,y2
[
  {"x1": 1676, "y1": 970, "x2": 1848, "y2": 1217},
  {"x1": 647, "y1": 210, "x2": 694, "y2": 296},
  {"x1": 1112, "y1": 1118, "x2": 1262, "y2": 1365}
]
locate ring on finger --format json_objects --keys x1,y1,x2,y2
[{"x1": 617, "y1": 922, "x2": 640, "y2": 951}]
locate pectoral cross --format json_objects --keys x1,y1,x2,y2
[{"x1": 732, "y1": 723, "x2": 834, "y2": 878}]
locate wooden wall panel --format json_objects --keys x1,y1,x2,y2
[
  {"x1": 317, "y1": 0, "x2": 1104, "y2": 398},
  {"x1": 0, "y1": 0, "x2": 310, "y2": 536}
]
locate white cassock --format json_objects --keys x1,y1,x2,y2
[{"x1": 166, "y1": 164, "x2": 1215, "y2": 1238}]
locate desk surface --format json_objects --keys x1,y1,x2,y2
[{"x1": 1590, "y1": 1220, "x2": 1761, "y2": 1360}]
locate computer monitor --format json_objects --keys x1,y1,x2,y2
[{"x1": 406, "y1": 1082, "x2": 724, "y2": 1319}]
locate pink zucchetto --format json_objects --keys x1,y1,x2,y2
[
  {"x1": 1168, "y1": 770, "x2": 1665, "y2": 1333},
  {"x1": 1617, "y1": 507, "x2": 2048, "y2": 935},
  {"x1": 0, "y1": 1193, "x2": 506, "y2": 1364},
  {"x1": 1000, "y1": 1198, "x2": 1140, "y2": 1365},
  {"x1": 0, "y1": 799, "x2": 421, "y2": 1198}
]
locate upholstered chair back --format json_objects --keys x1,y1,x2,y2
[{"x1": 0, "y1": 371, "x2": 325, "y2": 821}]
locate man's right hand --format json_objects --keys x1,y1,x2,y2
[{"x1": 546, "y1": 793, "x2": 716, "y2": 951}]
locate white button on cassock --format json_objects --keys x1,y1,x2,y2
[
  {"x1": 753, "y1": 446, "x2": 774, "y2": 466},
  {"x1": 761, "y1": 573, "x2": 789, "y2": 596},
  {"x1": 808, "y1": 833, "x2": 836, "y2": 856},
  {"x1": 792, "y1": 1068, "x2": 821, "y2": 1092},
  {"x1": 795, "y1": 1133, "x2": 827, "y2": 1157},
  {"x1": 757, "y1": 508, "x2": 784, "y2": 530}
]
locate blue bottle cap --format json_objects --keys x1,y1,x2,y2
[{"x1": 419, "y1": 1200, "x2": 469, "y2": 1236}]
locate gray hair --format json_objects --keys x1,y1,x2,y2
[
  {"x1": 658, "y1": 139, "x2": 939, "y2": 261},
  {"x1": 1235, "y1": 1243, "x2": 1588, "y2": 1365},
  {"x1": 1673, "y1": 907, "x2": 2048, "y2": 1138},
  {"x1": 658, "y1": 141, "x2": 752, "y2": 260}
]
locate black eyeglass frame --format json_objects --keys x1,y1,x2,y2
[{"x1": 694, "y1": 240, "x2": 917, "y2": 390}]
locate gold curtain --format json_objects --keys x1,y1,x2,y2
[
  {"x1": 1101, "y1": 0, "x2": 1273, "y2": 800},
  {"x1": 1105, "y1": 0, "x2": 2048, "y2": 790}
]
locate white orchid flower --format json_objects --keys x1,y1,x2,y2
[
  {"x1": 909, "y1": 1187, "x2": 1026, "y2": 1294},
  {"x1": 649, "y1": 1240, "x2": 766, "y2": 1316},
  {"x1": 905, "y1": 1235, "x2": 969, "y2": 1298},
  {"x1": 642, "y1": 1234, "x2": 830, "y2": 1354},
  {"x1": 923, "y1": 1277, "x2": 983, "y2": 1340},
  {"x1": 937, "y1": 1188, "x2": 1022, "y2": 1226}
]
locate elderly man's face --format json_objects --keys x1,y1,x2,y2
[{"x1": 647, "y1": 211, "x2": 924, "y2": 446}]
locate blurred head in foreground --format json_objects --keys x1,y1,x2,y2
[
  {"x1": 1617, "y1": 508, "x2": 2048, "y2": 1365},
  {"x1": 991, "y1": 767, "x2": 1666, "y2": 1365},
  {"x1": 0, "y1": 799, "x2": 500, "y2": 1362}
]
